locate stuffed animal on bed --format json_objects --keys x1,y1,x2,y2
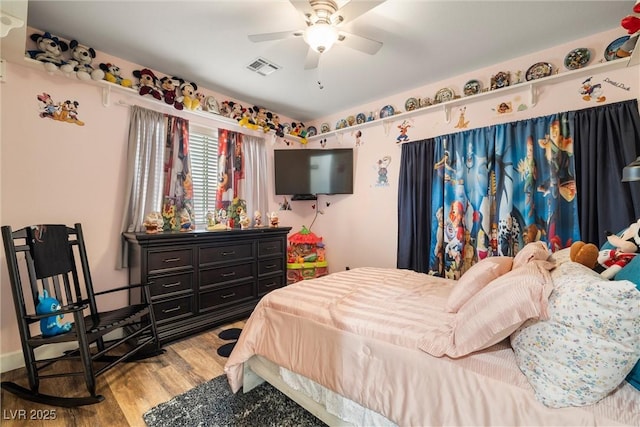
[
  {"x1": 571, "y1": 219, "x2": 640, "y2": 280},
  {"x1": 36, "y1": 289, "x2": 72, "y2": 337}
]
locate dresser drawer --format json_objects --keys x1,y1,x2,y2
[
  {"x1": 200, "y1": 262, "x2": 254, "y2": 288},
  {"x1": 148, "y1": 248, "x2": 193, "y2": 273},
  {"x1": 258, "y1": 257, "x2": 283, "y2": 275},
  {"x1": 200, "y1": 243, "x2": 253, "y2": 265},
  {"x1": 258, "y1": 275, "x2": 284, "y2": 297},
  {"x1": 148, "y1": 272, "x2": 193, "y2": 299},
  {"x1": 258, "y1": 239, "x2": 284, "y2": 257},
  {"x1": 199, "y1": 282, "x2": 254, "y2": 311},
  {"x1": 153, "y1": 295, "x2": 194, "y2": 323}
]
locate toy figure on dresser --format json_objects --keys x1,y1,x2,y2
[
  {"x1": 254, "y1": 211, "x2": 263, "y2": 227},
  {"x1": 217, "y1": 209, "x2": 230, "y2": 229},
  {"x1": 60, "y1": 40, "x2": 105, "y2": 81},
  {"x1": 133, "y1": 68, "x2": 162, "y2": 100},
  {"x1": 99, "y1": 63, "x2": 133, "y2": 87},
  {"x1": 179, "y1": 208, "x2": 194, "y2": 232},
  {"x1": 143, "y1": 211, "x2": 164, "y2": 234},
  {"x1": 269, "y1": 212, "x2": 279, "y2": 228},
  {"x1": 238, "y1": 208, "x2": 251, "y2": 229}
]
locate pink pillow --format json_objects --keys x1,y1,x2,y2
[
  {"x1": 420, "y1": 260, "x2": 554, "y2": 358},
  {"x1": 513, "y1": 241, "x2": 551, "y2": 269},
  {"x1": 445, "y1": 257, "x2": 513, "y2": 313}
]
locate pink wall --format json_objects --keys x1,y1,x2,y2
[{"x1": 1, "y1": 26, "x2": 638, "y2": 368}]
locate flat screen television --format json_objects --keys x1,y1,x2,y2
[{"x1": 274, "y1": 148, "x2": 354, "y2": 200}]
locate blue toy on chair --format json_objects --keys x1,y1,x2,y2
[{"x1": 36, "y1": 289, "x2": 72, "y2": 337}]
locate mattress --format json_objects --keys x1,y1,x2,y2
[{"x1": 225, "y1": 267, "x2": 640, "y2": 426}]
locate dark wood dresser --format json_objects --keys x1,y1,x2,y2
[{"x1": 123, "y1": 227, "x2": 291, "y2": 344}]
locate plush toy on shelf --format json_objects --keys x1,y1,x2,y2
[
  {"x1": 133, "y1": 68, "x2": 162, "y2": 100},
  {"x1": 60, "y1": 40, "x2": 105, "y2": 81},
  {"x1": 159, "y1": 76, "x2": 184, "y2": 110},
  {"x1": 619, "y1": 0, "x2": 640, "y2": 57},
  {"x1": 99, "y1": 63, "x2": 132, "y2": 87},
  {"x1": 36, "y1": 289, "x2": 72, "y2": 337},
  {"x1": 177, "y1": 81, "x2": 200, "y2": 110},
  {"x1": 27, "y1": 31, "x2": 69, "y2": 73}
]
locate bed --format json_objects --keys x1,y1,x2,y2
[{"x1": 224, "y1": 244, "x2": 640, "y2": 426}]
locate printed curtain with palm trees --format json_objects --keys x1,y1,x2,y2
[{"x1": 398, "y1": 99, "x2": 640, "y2": 278}]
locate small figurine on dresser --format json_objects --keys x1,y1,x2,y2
[
  {"x1": 179, "y1": 208, "x2": 193, "y2": 232},
  {"x1": 238, "y1": 208, "x2": 251, "y2": 230},
  {"x1": 269, "y1": 212, "x2": 279, "y2": 228},
  {"x1": 143, "y1": 212, "x2": 164, "y2": 234},
  {"x1": 254, "y1": 210, "x2": 263, "y2": 227}
]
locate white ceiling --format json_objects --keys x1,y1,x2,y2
[{"x1": 18, "y1": 0, "x2": 637, "y2": 122}]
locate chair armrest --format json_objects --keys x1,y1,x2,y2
[
  {"x1": 93, "y1": 282, "x2": 149, "y2": 297},
  {"x1": 25, "y1": 304, "x2": 88, "y2": 321}
]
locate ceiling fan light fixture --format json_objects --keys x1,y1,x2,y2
[{"x1": 303, "y1": 23, "x2": 338, "y2": 53}]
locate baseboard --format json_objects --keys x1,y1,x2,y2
[{"x1": 0, "y1": 330, "x2": 126, "y2": 374}]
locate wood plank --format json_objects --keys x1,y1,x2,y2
[{"x1": 0, "y1": 320, "x2": 246, "y2": 426}]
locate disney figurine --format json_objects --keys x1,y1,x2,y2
[
  {"x1": 238, "y1": 208, "x2": 251, "y2": 230},
  {"x1": 143, "y1": 211, "x2": 164, "y2": 234},
  {"x1": 254, "y1": 210, "x2": 263, "y2": 227},
  {"x1": 179, "y1": 208, "x2": 193, "y2": 232},
  {"x1": 269, "y1": 211, "x2": 279, "y2": 228},
  {"x1": 36, "y1": 290, "x2": 72, "y2": 337}
]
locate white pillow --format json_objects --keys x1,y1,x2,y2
[{"x1": 511, "y1": 261, "x2": 640, "y2": 408}]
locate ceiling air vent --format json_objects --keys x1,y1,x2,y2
[{"x1": 246, "y1": 57, "x2": 280, "y2": 76}]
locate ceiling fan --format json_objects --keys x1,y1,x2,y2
[{"x1": 248, "y1": 0, "x2": 385, "y2": 69}]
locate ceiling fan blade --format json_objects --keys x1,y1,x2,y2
[
  {"x1": 248, "y1": 30, "x2": 302, "y2": 43},
  {"x1": 332, "y1": 0, "x2": 386, "y2": 25},
  {"x1": 336, "y1": 31, "x2": 383, "y2": 55},
  {"x1": 290, "y1": 0, "x2": 315, "y2": 22},
  {"x1": 304, "y1": 48, "x2": 321, "y2": 69}
]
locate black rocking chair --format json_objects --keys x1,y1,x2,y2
[{"x1": 1, "y1": 223, "x2": 164, "y2": 407}]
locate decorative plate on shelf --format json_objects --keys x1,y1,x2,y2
[
  {"x1": 490, "y1": 71, "x2": 510, "y2": 90},
  {"x1": 336, "y1": 119, "x2": 348, "y2": 130},
  {"x1": 525, "y1": 62, "x2": 553, "y2": 81},
  {"x1": 355, "y1": 113, "x2": 367, "y2": 124},
  {"x1": 564, "y1": 48, "x2": 591, "y2": 70},
  {"x1": 379, "y1": 105, "x2": 395, "y2": 118},
  {"x1": 604, "y1": 36, "x2": 630, "y2": 61},
  {"x1": 320, "y1": 122, "x2": 331, "y2": 133},
  {"x1": 463, "y1": 79, "x2": 482, "y2": 96},
  {"x1": 306, "y1": 126, "x2": 317, "y2": 137},
  {"x1": 434, "y1": 87, "x2": 455, "y2": 103},
  {"x1": 346, "y1": 115, "x2": 356, "y2": 126},
  {"x1": 404, "y1": 97, "x2": 419, "y2": 111},
  {"x1": 281, "y1": 123, "x2": 291, "y2": 134}
]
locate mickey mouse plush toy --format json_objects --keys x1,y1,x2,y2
[
  {"x1": 159, "y1": 76, "x2": 184, "y2": 110},
  {"x1": 133, "y1": 68, "x2": 162, "y2": 100},
  {"x1": 60, "y1": 40, "x2": 105, "y2": 81},
  {"x1": 177, "y1": 81, "x2": 200, "y2": 110},
  {"x1": 28, "y1": 31, "x2": 69, "y2": 73}
]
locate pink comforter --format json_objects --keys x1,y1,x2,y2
[{"x1": 225, "y1": 267, "x2": 639, "y2": 426}]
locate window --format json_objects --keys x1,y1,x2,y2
[{"x1": 189, "y1": 125, "x2": 218, "y2": 225}]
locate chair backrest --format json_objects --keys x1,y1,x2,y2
[{"x1": 2, "y1": 223, "x2": 98, "y2": 330}]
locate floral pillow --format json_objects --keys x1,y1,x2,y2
[
  {"x1": 445, "y1": 256, "x2": 513, "y2": 313},
  {"x1": 511, "y1": 261, "x2": 640, "y2": 408}
]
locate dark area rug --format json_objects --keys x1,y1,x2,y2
[{"x1": 143, "y1": 374, "x2": 326, "y2": 427}]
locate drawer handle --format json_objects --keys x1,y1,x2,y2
[
  {"x1": 162, "y1": 305, "x2": 181, "y2": 313},
  {"x1": 264, "y1": 264, "x2": 277, "y2": 269},
  {"x1": 162, "y1": 282, "x2": 182, "y2": 288},
  {"x1": 264, "y1": 246, "x2": 276, "y2": 250},
  {"x1": 221, "y1": 271, "x2": 236, "y2": 277},
  {"x1": 222, "y1": 251, "x2": 236, "y2": 256},
  {"x1": 264, "y1": 282, "x2": 277, "y2": 288},
  {"x1": 163, "y1": 257, "x2": 181, "y2": 263},
  {"x1": 221, "y1": 292, "x2": 236, "y2": 299}
]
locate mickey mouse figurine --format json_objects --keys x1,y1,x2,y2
[{"x1": 159, "y1": 76, "x2": 184, "y2": 110}]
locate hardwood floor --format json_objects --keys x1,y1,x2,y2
[{"x1": 0, "y1": 319, "x2": 246, "y2": 427}]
